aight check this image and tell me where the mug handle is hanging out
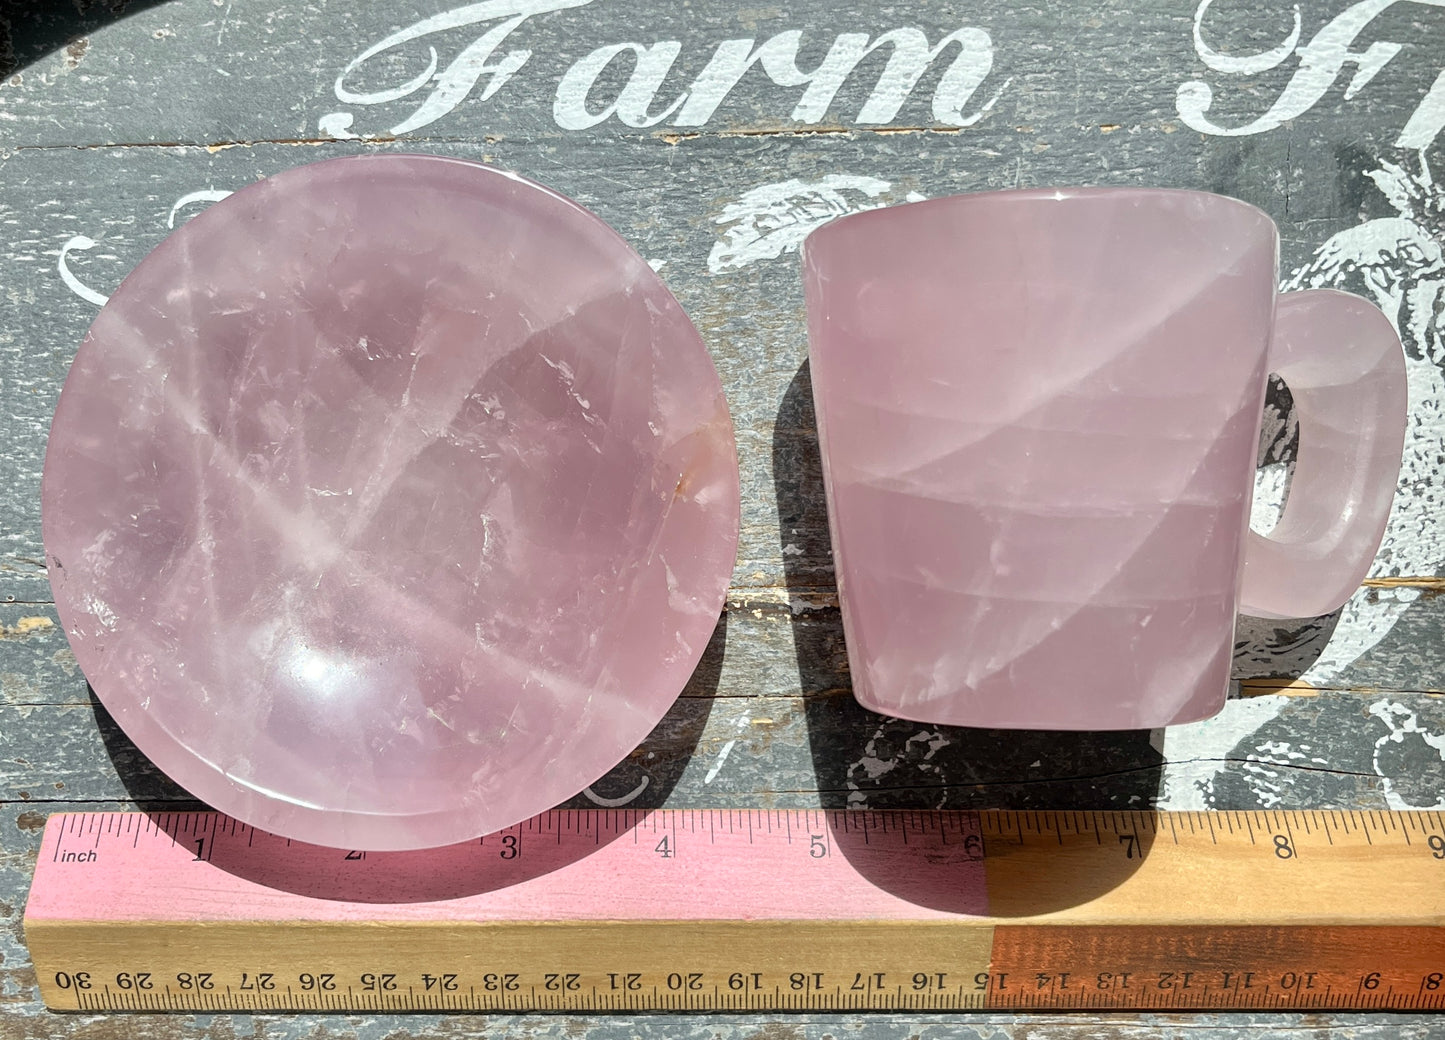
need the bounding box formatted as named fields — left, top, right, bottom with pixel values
left=1239, top=289, right=1408, bottom=619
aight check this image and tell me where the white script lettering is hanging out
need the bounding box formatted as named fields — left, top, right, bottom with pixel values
left=323, top=0, right=591, bottom=138
left=1177, top=0, right=1445, bottom=148
left=554, top=41, right=685, bottom=129
left=322, top=2, right=1005, bottom=137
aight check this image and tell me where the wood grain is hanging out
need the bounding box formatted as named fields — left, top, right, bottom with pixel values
left=21, top=810, right=1443, bottom=1012
left=2, top=0, right=1444, bottom=1034
left=987, top=926, right=1445, bottom=1010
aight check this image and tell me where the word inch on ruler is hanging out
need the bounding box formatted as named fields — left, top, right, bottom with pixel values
left=24, top=809, right=1445, bottom=1012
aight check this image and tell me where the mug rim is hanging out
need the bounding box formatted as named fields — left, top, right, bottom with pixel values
left=803, top=185, right=1277, bottom=256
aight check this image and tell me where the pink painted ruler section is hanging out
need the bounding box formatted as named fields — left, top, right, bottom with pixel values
left=25, top=810, right=989, bottom=923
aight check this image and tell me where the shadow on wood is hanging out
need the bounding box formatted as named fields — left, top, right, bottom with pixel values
left=0, top=0, right=174, bottom=79
left=87, top=684, right=202, bottom=810
left=559, top=612, right=725, bottom=811
left=1232, top=375, right=1340, bottom=681
left=88, top=618, right=724, bottom=898
left=774, top=359, right=1164, bottom=914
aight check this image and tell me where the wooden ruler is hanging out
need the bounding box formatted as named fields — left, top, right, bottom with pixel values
left=24, top=809, right=1445, bottom=1012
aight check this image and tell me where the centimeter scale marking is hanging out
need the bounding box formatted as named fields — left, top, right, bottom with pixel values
left=24, top=809, right=1445, bottom=1012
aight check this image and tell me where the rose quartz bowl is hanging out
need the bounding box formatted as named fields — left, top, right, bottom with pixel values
left=42, top=154, right=739, bottom=850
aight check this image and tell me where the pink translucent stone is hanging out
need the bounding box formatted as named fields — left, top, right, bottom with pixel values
left=42, top=155, right=739, bottom=850
left=803, top=188, right=1405, bottom=731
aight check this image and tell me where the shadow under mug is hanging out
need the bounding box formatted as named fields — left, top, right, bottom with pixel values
left=801, top=188, right=1407, bottom=731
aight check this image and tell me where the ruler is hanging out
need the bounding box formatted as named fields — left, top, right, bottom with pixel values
left=24, top=809, right=1445, bottom=1012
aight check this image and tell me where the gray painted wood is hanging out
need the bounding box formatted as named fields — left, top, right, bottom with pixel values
left=5, top=136, right=1445, bottom=683
left=3, top=0, right=1445, bottom=1035
left=0, top=1, right=1332, bottom=149
left=10, top=672, right=1444, bottom=814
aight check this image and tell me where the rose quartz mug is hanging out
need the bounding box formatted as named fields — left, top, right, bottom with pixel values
left=802, top=188, right=1407, bottom=730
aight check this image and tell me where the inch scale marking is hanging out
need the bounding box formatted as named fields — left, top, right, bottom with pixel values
left=25, top=809, right=1445, bottom=1012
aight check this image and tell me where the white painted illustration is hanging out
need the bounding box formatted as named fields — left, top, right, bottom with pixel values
left=319, top=1, right=1006, bottom=138
left=167, top=190, right=235, bottom=228
left=581, top=776, right=650, bottom=806
left=703, top=713, right=751, bottom=785
left=845, top=723, right=955, bottom=810
left=57, top=189, right=235, bottom=308
left=1368, top=698, right=1445, bottom=810
left=708, top=175, right=925, bottom=275
left=1155, top=695, right=1295, bottom=810
left=57, top=236, right=109, bottom=307
left=1155, top=152, right=1445, bottom=810
left=1283, top=154, right=1445, bottom=682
